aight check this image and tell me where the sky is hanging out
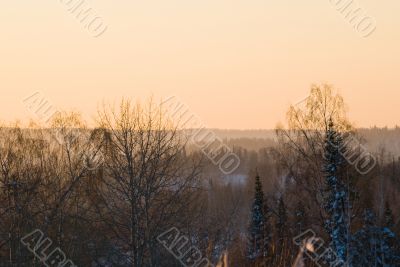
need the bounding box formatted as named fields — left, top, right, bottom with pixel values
left=0, top=0, right=399, bottom=129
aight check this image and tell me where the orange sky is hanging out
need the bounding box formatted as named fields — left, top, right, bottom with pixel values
left=0, top=0, right=399, bottom=129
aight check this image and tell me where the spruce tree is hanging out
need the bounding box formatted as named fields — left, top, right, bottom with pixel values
left=384, top=201, right=394, bottom=229
left=382, top=203, right=399, bottom=265
left=323, top=120, right=350, bottom=264
left=276, top=196, right=288, bottom=243
left=351, top=209, right=400, bottom=266
left=247, top=174, right=270, bottom=261
left=275, top=196, right=288, bottom=266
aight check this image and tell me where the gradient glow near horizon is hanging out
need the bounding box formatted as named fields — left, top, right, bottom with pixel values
left=0, top=0, right=399, bottom=129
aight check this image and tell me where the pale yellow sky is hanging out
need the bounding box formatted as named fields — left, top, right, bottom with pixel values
left=0, top=0, right=399, bottom=129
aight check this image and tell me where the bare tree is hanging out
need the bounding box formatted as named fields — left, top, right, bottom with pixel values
left=93, top=98, right=203, bottom=266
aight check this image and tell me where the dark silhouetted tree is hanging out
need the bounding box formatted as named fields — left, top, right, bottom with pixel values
left=323, top=120, right=350, bottom=264
left=247, top=174, right=271, bottom=263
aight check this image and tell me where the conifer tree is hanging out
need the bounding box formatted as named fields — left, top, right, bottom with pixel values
left=323, top=120, right=350, bottom=264
left=384, top=201, right=394, bottom=229
left=276, top=196, right=288, bottom=243
left=247, top=174, right=270, bottom=262
left=382, top=202, right=399, bottom=265
left=351, top=209, right=400, bottom=266
left=274, top=196, right=288, bottom=266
